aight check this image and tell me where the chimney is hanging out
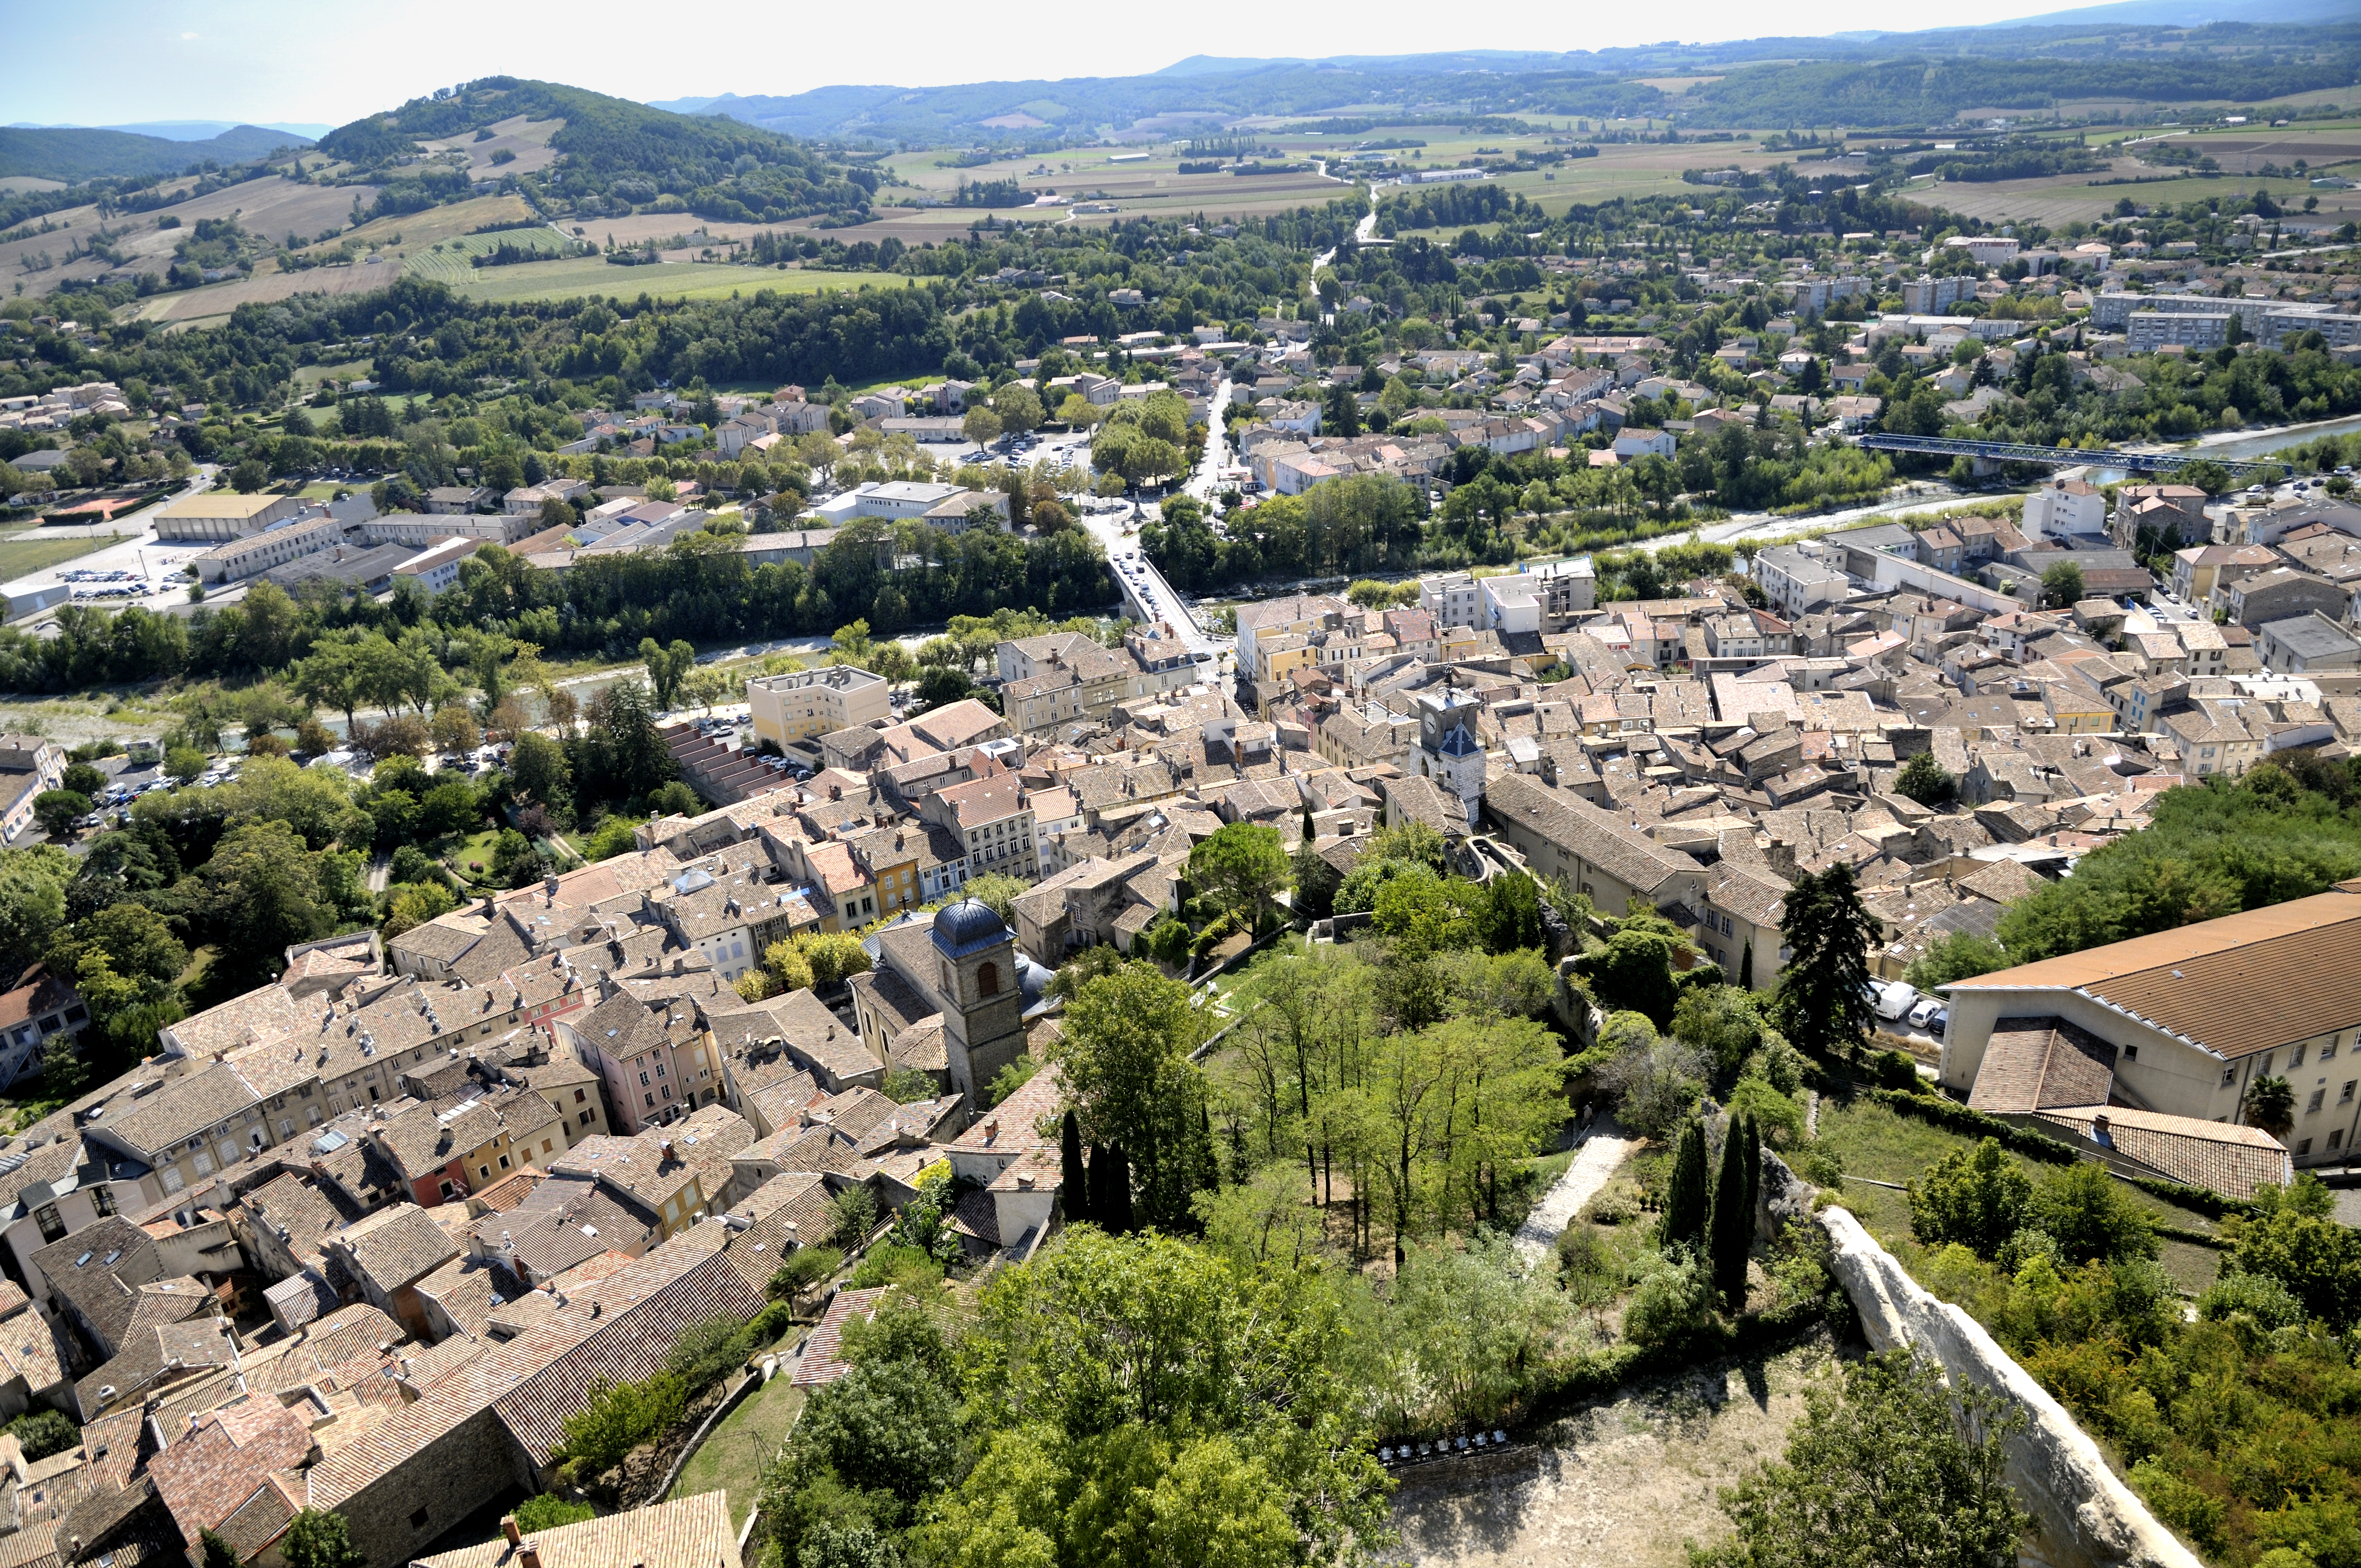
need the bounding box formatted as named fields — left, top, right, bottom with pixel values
left=502, top=1519, right=522, bottom=1548
left=660, top=1139, right=676, bottom=1163
left=521, top=1550, right=542, bottom=1568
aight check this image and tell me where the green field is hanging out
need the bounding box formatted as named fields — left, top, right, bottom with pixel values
left=438, top=255, right=914, bottom=306
left=0, top=531, right=121, bottom=581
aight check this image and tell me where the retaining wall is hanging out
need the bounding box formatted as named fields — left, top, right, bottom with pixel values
left=1816, top=1204, right=2202, bottom=1568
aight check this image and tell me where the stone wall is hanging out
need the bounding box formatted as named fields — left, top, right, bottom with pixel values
left=1816, top=1204, right=2202, bottom=1568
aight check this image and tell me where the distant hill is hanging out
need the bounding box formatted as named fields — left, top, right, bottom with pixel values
left=1991, top=0, right=2361, bottom=25
left=318, top=77, right=875, bottom=227
left=0, top=123, right=313, bottom=182
left=656, top=13, right=2361, bottom=144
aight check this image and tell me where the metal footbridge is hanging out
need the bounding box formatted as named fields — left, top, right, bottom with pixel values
left=1857, top=432, right=2272, bottom=477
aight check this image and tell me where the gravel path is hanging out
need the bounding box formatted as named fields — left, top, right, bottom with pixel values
left=1514, top=1119, right=1640, bottom=1261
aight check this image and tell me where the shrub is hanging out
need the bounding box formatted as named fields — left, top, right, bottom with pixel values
left=1906, top=1139, right=2031, bottom=1258
left=2196, top=1268, right=2306, bottom=1332
left=553, top=1371, right=688, bottom=1475
left=749, top=1300, right=797, bottom=1343
left=848, top=1243, right=943, bottom=1290
left=512, top=1495, right=596, bottom=1533
left=1623, top=1253, right=1717, bottom=1348
left=2029, top=1161, right=2157, bottom=1265
left=768, top=1245, right=842, bottom=1305
left=829, top=1186, right=878, bottom=1249
left=666, top=1313, right=754, bottom=1393
left=3, top=1409, right=77, bottom=1461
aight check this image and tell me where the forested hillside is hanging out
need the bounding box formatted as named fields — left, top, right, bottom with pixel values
left=318, top=78, right=877, bottom=227
left=0, top=123, right=313, bottom=182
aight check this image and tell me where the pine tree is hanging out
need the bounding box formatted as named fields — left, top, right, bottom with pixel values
left=1061, top=1110, right=1086, bottom=1222
left=1661, top=1120, right=1710, bottom=1254
left=1710, top=1114, right=1754, bottom=1309
left=1775, top=863, right=1880, bottom=1060
left=1739, top=940, right=1754, bottom=991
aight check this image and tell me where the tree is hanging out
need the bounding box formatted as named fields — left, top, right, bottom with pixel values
left=200, top=1531, right=240, bottom=1568
left=767, top=1245, right=842, bottom=1313
left=1188, top=822, right=1290, bottom=933
left=508, top=731, right=572, bottom=813
left=2244, top=1075, right=2296, bottom=1139
left=31, top=791, right=90, bottom=840
left=2225, top=1174, right=2361, bottom=1329
left=164, top=745, right=207, bottom=784
left=1050, top=962, right=1215, bottom=1232
left=1894, top=752, right=1957, bottom=808
left=2041, top=559, right=2086, bottom=608
left=1661, top=1119, right=1711, bottom=1254
left=281, top=1512, right=367, bottom=1568
left=1775, top=864, right=1878, bottom=1059
left=1710, top=1114, right=1755, bottom=1308
left=640, top=637, right=696, bottom=711
left=1572, top=916, right=1684, bottom=1028
left=198, top=821, right=338, bottom=989
left=2030, top=1159, right=2157, bottom=1265
left=1738, top=940, right=1754, bottom=990
left=1905, top=931, right=2008, bottom=991
left=960, top=406, right=1002, bottom=445
left=1691, top=1351, right=2031, bottom=1568
left=991, top=383, right=1043, bottom=435
left=1907, top=1139, right=2032, bottom=1258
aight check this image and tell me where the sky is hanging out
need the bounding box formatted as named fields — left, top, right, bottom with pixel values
left=10, top=0, right=2096, bottom=129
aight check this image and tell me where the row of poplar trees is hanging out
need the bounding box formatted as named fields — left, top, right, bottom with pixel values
left=1662, top=1112, right=1762, bottom=1309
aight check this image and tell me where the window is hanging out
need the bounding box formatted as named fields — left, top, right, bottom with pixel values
left=2299, top=1139, right=2314, bottom=1156
left=32, top=1205, right=63, bottom=1244
left=574, top=1088, right=587, bottom=1103
left=2294, top=1045, right=2308, bottom=1068
left=2327, top=1040, right=2342, bottom=1061
left=2123, top=1045, right=2137, bottom=1061
left=89, top=1185, right=113, bottom=1218
left=439, top=1179, right=456, bottom=1199
left=542, top=1139, right=554, bottom=1154
left=162, top=1167, right=184, bottom=1195
left=644, top=1093, right=656, bottom=1108
left=2223, top=1067, right=2239, bottom=1087
left=639, top=1071, right=651, bottom=1087
left=499, top=1154, right=510, bottom=1170
left=2309, top=1088, right=2326, bottom=1114
left=410, top=1509, right=431, bottom=1531
left=580, top=1110, right=594, bottom=1126
left=2336, top=1129, right=2348, bottom=1151
left=977, top=960, right=1000, bottom=997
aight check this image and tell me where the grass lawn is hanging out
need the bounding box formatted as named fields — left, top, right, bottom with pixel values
left=0, top=531, right=119, bottom=582
left=1813, top=1096, right=2222, bottom=1294
left=670, top=1373, right=806, bottom=1529
left=443, top=828, right=506, bottom=885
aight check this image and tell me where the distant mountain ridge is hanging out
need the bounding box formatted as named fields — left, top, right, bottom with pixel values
left=654, top=2, right=2361, bottom=143
left=7, top=120, right=333, bottom=141
left=0, top=123, right=314, bottom=182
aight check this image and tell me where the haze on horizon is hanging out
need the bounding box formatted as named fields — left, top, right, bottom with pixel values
left=14, top=0, right=2099, bottom=132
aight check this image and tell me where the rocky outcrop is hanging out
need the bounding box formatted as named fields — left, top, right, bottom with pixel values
left=1817, top=1204, right=2202, bottom=1568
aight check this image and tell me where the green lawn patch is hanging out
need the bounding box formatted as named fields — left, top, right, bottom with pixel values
left=668, top=1373, right=805, bottom=1529
left=443, top=828, right=506, bottom=886
left=1813, top=1096, right=2221, bottom=1293
left=0, top=533, right=116, bottom=581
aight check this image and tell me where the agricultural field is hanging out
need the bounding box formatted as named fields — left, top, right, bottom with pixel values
left=4, top=173, right=371, bottom=301
left=439, top=255, right=907, bottom=306
left=415, top=113, right=564, bottom=184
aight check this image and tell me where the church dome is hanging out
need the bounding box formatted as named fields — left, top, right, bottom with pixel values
left=931, top=897, right=1010, bottom=959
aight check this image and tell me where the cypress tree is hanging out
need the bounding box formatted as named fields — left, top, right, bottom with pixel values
left=1661, top=1120, right=1710, bottom=1254
left=1739, top=940, right=1754, bottom=991
left=1061, top=1110, right=1086, bottom=1221
left=1106, top=1145, right=1135, bottom=1234
left=1743, top=1113, right=1762, bottom=1230
left=1709, top=1114, right=1754, bottom=1309
left=1087, top=1141, right=1114, bottom=1229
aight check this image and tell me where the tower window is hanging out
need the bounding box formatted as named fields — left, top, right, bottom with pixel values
left=977, top=960, right=1000, bottom=997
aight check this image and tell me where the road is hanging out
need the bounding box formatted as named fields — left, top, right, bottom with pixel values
left=1, top=465, right=222, bottom=611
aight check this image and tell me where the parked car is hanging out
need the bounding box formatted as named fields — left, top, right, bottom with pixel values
left=1907, top=996, right=1943, bottom=1031
left=1928, top=1008, right=1950, bottom=1038
left=1874, top=982, right=1919, bottom=1022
